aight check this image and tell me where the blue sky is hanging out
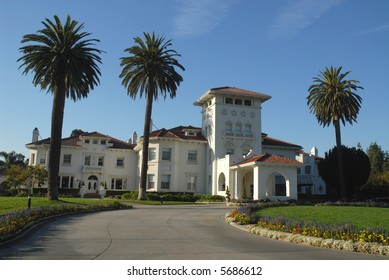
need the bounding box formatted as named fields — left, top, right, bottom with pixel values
left=1, top=0, right=388, bottom=157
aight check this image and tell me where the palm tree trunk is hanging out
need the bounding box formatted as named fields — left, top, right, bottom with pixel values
left=47, top=77, right=66, bottom=201
left=138, top=88, right=154, bottom=200
left=334, top=119, right=347, bottom=201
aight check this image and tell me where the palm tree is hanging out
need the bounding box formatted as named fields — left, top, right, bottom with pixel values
left=0, top=151, right=26, bottom=170
left=18, top=15, right=102, bottom=200
left=119, top=32, right=185, bottom=200
left=307, top=66, right=363, bottom=200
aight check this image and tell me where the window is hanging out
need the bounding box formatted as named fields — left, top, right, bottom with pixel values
left=245, top=123, right=252, bottom=137
left=235, top=122, right=243, bottom=136
left=208, top=149, right=212, bottom=165
left=63, top=154, right=71, bottom=165
left=84, top=155, right=91, bottom=166
left=116, top=157, right=124, bottom=167
left=188, top=150, right=198, bottom=163
left=186, top=175, right=197, bottom=191
left=39, top=156, right=46, bottom=165
left=305, top=165, right=311, bottom=175
left=60, top=176, right=74, bottom=188
left=226, top=148, right=235, bottom=155
left=225, top=122, right=233, bottom=136
left=100, top=140, right=106, bottom=145
left=225, top=97, right=233, bottom=104
left=235, top=98, right=243, bottom=105
left=111, top=178, right=126, bottom=190
left=98, top=156, right=104, bottom=166
left=226, top=142, right=235, bottom=155
left=244, top=99, right=252, bottom=106
left=92, top=139, right=98, bottom=144
left=31, top=153, right=35, bottom=165
left=149, top=148, right=156, bottom=161
left=161, top=175, right=170, bottom=190
left=147, top=174, right=155, bottom=189
left=162, top=148, right=171, bottom=161
left=85, top=139, right=90, bottom=144
left=242, top=148, right=250, bottom=156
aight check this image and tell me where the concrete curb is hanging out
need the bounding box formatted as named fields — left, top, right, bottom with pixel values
left=225, top=217, right=389, bottom=256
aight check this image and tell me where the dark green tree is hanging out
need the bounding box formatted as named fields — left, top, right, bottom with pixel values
left=307, top=66, right=363, bottom=200
left=70, top=129, right=87, bottom=137
left=0, top=151, right=26, bottom=170
left=366, top=142, right=386, bottom=174
left=119, top=32, right=184, bottom=200
left=363, top=142, right=389, bottom=198
left=319, top=145, right=371, bottom=200
left=18, top=15, right=102, bottom=200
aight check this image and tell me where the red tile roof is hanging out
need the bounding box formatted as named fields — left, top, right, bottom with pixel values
left=262, top=134, right=302, bottom=149
left=26, top=131, right=135, bottom=150
left=148, top=126, right=207, bottom=142
left=234, top=153, right=303, bottom=166
left=194, top=86, right=271, bottom=105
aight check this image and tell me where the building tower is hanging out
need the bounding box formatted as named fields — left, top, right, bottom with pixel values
left=194, top=86, right=271, bottom=194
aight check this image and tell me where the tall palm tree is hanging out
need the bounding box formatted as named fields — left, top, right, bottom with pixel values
left=307, top=66, right=363, bottom=200
left=18, top=15, right=102, bottom=200
left=119, top=32, right=185, bottom=200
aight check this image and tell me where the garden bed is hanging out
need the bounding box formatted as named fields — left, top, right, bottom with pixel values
left=226, top=202, right=389, bottom=256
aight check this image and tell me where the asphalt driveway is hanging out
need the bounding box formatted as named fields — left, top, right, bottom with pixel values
left=0, top=204, right=388, bottom=260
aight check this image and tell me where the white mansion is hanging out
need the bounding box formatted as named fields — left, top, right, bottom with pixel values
left=26, top=86, right=326, bottom=200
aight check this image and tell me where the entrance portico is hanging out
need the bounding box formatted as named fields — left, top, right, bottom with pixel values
left=230, top=153, right=302, bottom=201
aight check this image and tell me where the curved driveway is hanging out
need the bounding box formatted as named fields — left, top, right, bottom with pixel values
left=0, top=204, right=388, bottom=260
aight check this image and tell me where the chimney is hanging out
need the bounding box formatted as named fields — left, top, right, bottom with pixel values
left=132, top=131, right=138, bottom=144
left=310, top=147, right=318, bottom=156
left=32, top=127, right=39, bottom=142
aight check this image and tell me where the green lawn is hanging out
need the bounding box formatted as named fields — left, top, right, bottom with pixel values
left=0, top=197, right=197, bottom=215
left=257, top=206, right=389, bottom=231
left=0, top=197, right=111, bottom=215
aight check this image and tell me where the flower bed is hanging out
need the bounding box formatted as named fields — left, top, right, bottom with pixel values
left=0, top=201, right=130, bottom=243
left=226, top=202, right=389, bottom=256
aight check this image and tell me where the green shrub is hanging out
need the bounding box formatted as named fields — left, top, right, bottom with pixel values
left=196, top=194, right=225, bottom=202
left=121, top=191, right=139, bottom=200
left=0, top=188, right=19, bottom=197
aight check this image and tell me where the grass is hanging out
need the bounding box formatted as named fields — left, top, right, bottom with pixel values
left=257, top=205, right=389, bottom=231
left=0, top=197, right=197, bottom=215
left=0, top=197, right=114, bottom=215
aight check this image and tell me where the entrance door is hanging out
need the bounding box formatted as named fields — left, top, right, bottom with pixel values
left=87, top=175, right=98, bottom=193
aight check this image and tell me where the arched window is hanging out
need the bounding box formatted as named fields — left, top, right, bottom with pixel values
left=218, top=173, right=226, bottom=191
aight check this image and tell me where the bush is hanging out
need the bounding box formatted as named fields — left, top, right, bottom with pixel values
left=0, top=188, right=19, bottom=197
left=121, top=191, right=139, bottom=200
left=196, top=194, right=225, bottom=202
left=156, top=192, right=197, bottom=202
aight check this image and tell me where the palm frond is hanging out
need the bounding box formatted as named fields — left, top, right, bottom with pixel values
left=18, top=15, right=103, bottom=101
left=307, top=66, right=363, bottom=127
left=119, top=32, right=185, bottom=101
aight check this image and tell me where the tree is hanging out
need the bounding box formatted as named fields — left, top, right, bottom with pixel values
left=319, top=145, right=370, bottom=200
left=28, top=165, right=48, bottom=188
left=0, top=151, right=26, bottom=170
left=363, top=142, right=389, bottom=198
left=70, top=129, right=87, bottom=137
left=119, top=32, right=185, bottom=200
left=366, top=142, right=386, bottom=174
left=6, top=165, right=29, bottom=188
left=18, top=15, right=102, bottom=200
left=307, top=66, right=363, bottom=201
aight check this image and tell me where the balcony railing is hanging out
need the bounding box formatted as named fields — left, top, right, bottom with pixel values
left=83, top=166, right=103, bottom=172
